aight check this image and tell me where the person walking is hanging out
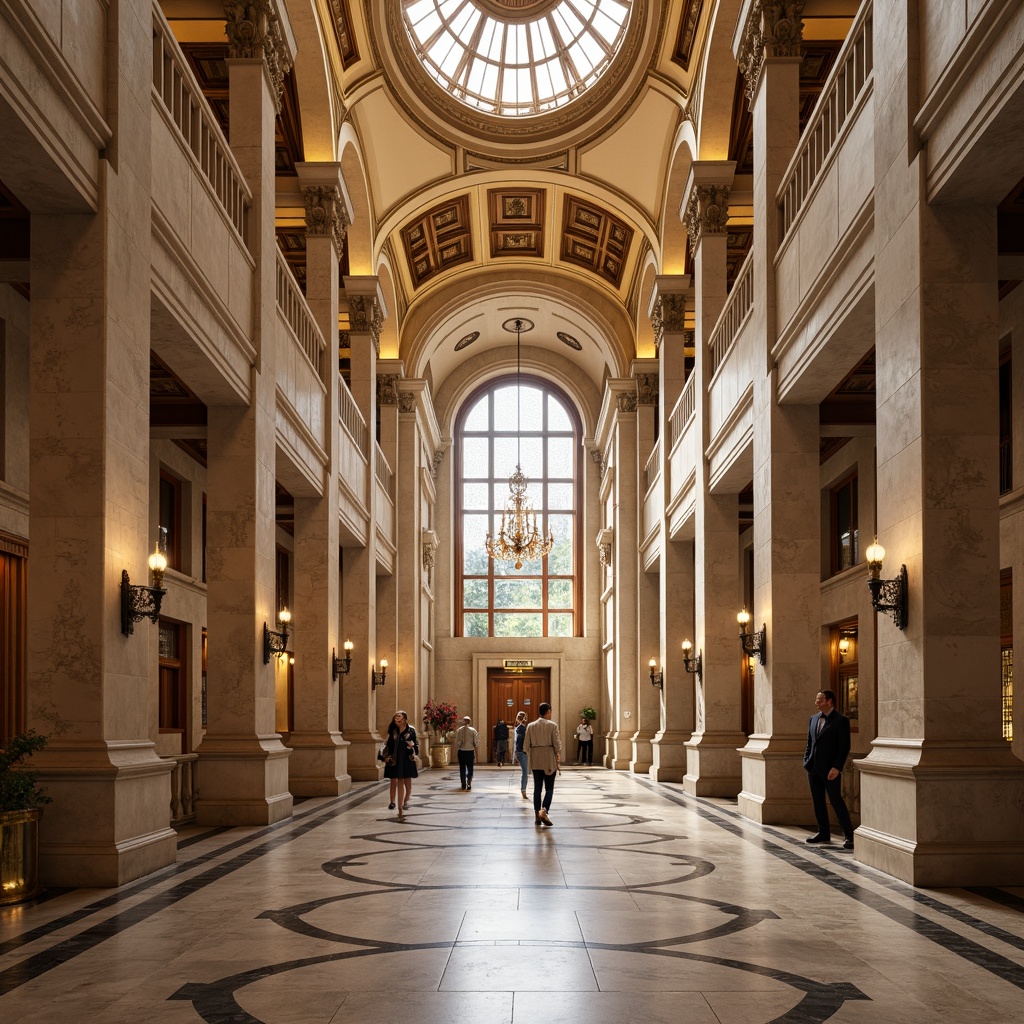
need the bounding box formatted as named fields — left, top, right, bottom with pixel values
left=382, top=710, right=419, bottom=820
left=455, top=715, right=479, bottom=790
left=803, top=689, right=855, bottom=849
left=513, top=711, right=529, bottom=798
left=493, top=718, right=510, bottom=767
left=575, top=717, right=594, bottom=765
left=524, top=702, right=561, bottom=826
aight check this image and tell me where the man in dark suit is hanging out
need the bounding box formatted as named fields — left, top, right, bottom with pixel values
left=803, top=689, right=855, bottom=849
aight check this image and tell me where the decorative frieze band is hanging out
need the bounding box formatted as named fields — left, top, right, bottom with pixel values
left=738, top=0, right=805, bottom=105
left=302, top=185, right=349, bottom=258
left=685, top=184, right=730, bottom=258
left=348, top=294, right=384, bottom=355
left=223, top=0, right=293, bottom=113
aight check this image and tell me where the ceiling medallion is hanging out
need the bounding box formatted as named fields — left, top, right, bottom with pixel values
left=454, top=331, right=480, bottom=351
left=557, top=331, right=582, bottom=350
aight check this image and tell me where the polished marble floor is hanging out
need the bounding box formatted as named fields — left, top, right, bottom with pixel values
left=2, top=767, right=1023, bottom=1023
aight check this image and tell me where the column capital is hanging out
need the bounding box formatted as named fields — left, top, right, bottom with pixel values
left=297, top=164, right=353, bottom=260
left=631, top=358, right=660, bottom=407
left=223, top=0, right=297, bottom=113
left=647, top=274, right=692, bottom=349
left=344, top=276, right=387, bottom=356
left=684, top=183, right=732, bottom=259
left=735, top=0, right=806, bottom=106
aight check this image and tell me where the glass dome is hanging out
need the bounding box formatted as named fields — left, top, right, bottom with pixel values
left=402, top=0, right=632, bottom=118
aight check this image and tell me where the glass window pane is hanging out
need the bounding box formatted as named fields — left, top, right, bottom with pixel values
left=518, top=437, right=544, bottom=479
left=493, top=384, right=519, bottom=426
left=495, top=612, right=543, bottom=637
left=548, top=514, right=573, bottom=574
left=547, top=482, right=573, bottom=510
left=547, top=436, right=574, bottom=477
left=495, top=578, right=543, bottom=608
left=463, top=437, right=489, bottom=475
left=464, top=578, right=488, bottom=608
left=463, top=482, right=489, bottom=510
left=548, top=613, right=572, bottom=637
left=463, top=515, right=490, bottom=574
left=548, top=578, right=572, bottom=607
left=494, top=437, right=519, bottom=478
left=520, top=386, right=543, bottom=425
left=463, top=395, right=489, bottom=432
left=548, top=395, right=572, bottom=430
left=464, top=612, right=489, bottom=637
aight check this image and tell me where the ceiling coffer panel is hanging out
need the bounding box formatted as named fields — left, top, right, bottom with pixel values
left=489, top=188, right=546, bottom=258
left=402, top=195, right=474, bottom=288
left=560, top=195, right=633, bottom=288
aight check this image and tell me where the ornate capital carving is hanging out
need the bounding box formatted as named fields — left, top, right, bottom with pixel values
left=422, top=528, right=439, bottom=575
left=636, top=373, right=659, bottom=406
left=348, top=294, right=384, bottom=355
left=685, top=184, right=731, bottom=258
left=398, top=391, right=417, bottom=414
left=377, top=374, right=400, bottom=406
left=223, top=0, right=293, bottom=113
left=432, top=448, right=445, bottom=478
left=302, top=185, right=348, bottom=258
left=596, top=528, right=613, bottom=570
left=738, top=0, right=805, bottom=105
left=617, top=391, right=638, bottom=414
left=651, top=293, right=689, bottom=349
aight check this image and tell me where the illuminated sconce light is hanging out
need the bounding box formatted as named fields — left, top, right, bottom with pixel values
left=263, top=608, right=292, bottom=664
left=371, top=659, right=388, bottom=689
left=332, top=638, right=354, bottom=680
left=737, top=607, right=767, bottom=666
left=681, top=639, right=703, bottom=681
left=838, top=637, right=851, bottom=658
left=120, top=532, right=169, bottom=636
left=865, top=538, right=908, bottom=630
left=648, top=657, right=664, bottom=689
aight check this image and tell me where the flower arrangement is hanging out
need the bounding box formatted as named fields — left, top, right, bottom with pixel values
left=580, top=706, right=597, bottom=723
left=422, top=699, right=458, bottom=743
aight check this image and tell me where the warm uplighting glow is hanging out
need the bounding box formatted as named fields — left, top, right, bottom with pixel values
left=865, top=539, right=885, bottom=566
left=344, top=638, right=354, bottom=652
left=380, top=659, right=388, bottom=670
left=681, top=639, right=693, bottom=654
left=278, top=608, right=292, bottom=625
left=737, top=608, right=750, bottom=628
left=148, top=547, right=167, bottom=577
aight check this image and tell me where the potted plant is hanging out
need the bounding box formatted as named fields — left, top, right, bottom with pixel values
left=422, top=699, right=458, bottom=768
left=0, top=730, right=50, bottom=904
left=580, top=706, right=597, bottom=723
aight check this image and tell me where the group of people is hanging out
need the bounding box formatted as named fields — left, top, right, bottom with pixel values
left=382, top=688, right=856, bottom=844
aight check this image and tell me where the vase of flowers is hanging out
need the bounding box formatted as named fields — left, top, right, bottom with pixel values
left=423, top=699, right=458, bottom=767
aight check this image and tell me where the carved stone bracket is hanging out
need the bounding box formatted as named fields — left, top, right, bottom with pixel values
left=348, top=294, right=384, bottom=355
left=422, top=528, right=439, bottom=576
left=596, top=528, right=613, bottom=570
left=302, top=185, right=349, bottom=258
left=377, top=374, right=401, bottom=406
left=738, top=0, right=805, bottom=105
left=617, top=391, right=638, bottom=413
left=432, top=448, right=446, bottom=478
left=223, top=0, right=293, bottom=113
left=685, top=184, right=731, bottom=258
left=590, top=447, right=607, bottom=478
left=636, top=373, right=659, bottom=406
left=398, top=391, right=417, bottom=414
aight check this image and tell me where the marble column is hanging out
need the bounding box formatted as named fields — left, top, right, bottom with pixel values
left=199, top=18, right=296, bottom=824
left=287, top=165, right=351, bottom=796
left=26, top=4, right=176, bottom=886
left=734, top=1, right=819, bottom=823
left=855, top=0, right=1024, bottom=885
left=683, top=166, right=748, bottom=798
left=631, top=365, right=660, bottom=773
left=649, top=278, right=695, bottom=780
left=341, top=276, right=387, bottom=779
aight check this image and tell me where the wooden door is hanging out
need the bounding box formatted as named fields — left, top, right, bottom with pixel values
left=487, top=670, right=549, bottom=763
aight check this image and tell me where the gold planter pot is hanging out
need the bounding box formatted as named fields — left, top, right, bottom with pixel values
left=429, top=744, right=451, bottom=768
left=0, top=807, right=43, bottom=905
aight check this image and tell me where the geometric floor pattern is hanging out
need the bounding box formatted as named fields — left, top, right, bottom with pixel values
left=2, top=767, right=1023, bottom=1023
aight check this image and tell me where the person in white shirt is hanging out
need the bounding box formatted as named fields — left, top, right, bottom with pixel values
left=575, top=717, right=594, bottom=765
left=454, top=715, right=479, bottom=791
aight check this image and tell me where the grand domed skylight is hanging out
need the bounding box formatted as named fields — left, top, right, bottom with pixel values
left=402, top=0, right=632, bottom=118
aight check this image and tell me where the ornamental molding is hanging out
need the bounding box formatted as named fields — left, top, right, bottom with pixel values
left=302, top=185, right=348, bottom=258
left=398, top=391, right=417, bottom=414
left=348, top=294, right=384, bottom=354
left=636, top=373, right=659, bottom=406
left=223, top=0, right=293, bottom=113
left=596, top=527, right=613, bottom=569
left=432, top=448, right=445, bottom=478
left=617, top=391, right=638, bottom=413
left=422, top=528, right=439, bottom=575
left=377, top=374, right=401, bottom=406
left=685, top=184, right=731, bottom=257
left=738, top=0, right=805, bottom=105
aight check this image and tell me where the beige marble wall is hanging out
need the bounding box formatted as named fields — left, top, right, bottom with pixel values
left=0, top=285, right=30, bottom=540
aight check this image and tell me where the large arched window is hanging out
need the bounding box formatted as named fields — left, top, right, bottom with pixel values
left=456, top=376, right=581, bottom=637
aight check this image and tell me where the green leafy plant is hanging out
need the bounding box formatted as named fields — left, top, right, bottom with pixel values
left=580, top=706, right=597, bottom=722
left=0, top=730, right=51, bottom=812
left=423, top=699, right=459, bottom=743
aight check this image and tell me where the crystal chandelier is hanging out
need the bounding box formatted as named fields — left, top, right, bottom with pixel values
left=485, top=317, right=554, bottom=570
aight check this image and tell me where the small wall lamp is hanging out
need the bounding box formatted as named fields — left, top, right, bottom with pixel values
left=371, top=659, right=388, bottom=689
left=120, top=535, right=168, bottom=636
left=866, top=539, right=907, bottom=630
left=648, top=657, right=664, bottom=689
left=681, top=639, right=703, bottom=681
left=263, top=608, right=292, bottom=664
left=737, top=608, right=767, bottom=665
left=332, top=639, right=354, bottom=680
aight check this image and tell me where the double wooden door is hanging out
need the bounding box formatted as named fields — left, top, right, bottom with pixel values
left=486, top=670, right=549, bottom=763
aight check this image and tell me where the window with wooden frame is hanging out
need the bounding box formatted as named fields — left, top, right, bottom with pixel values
left=829, top=619, right=859, bottom=732
left=456, top=376, right=581, bottom=638
left=159, top=470, right=183, bottom=571
left=158, top=619, right=187, bottom=752
left=0, top=535, right=28, bottom=742
left=829, top=472, right=858, bottom=576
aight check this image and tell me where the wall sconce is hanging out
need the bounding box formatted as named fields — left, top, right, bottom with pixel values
left=371, top=659, right=388, bottom=689
left=120, top=538, right=168, bottom=636
left=838, top=637, right=850, bottom=657
left=332, top=639, right=354, bottom=680
left=737, top=608, right=767, bottom=665
left=263, top=608, right=292, bottom=664
left=681, top=639, right=702, bottom=681
left=866, top=539, right=907, bottom=630
left=648, top=657, right=664, bottom=689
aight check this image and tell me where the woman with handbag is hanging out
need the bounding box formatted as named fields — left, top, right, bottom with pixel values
left=380, top=710, right=419, bottom=819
